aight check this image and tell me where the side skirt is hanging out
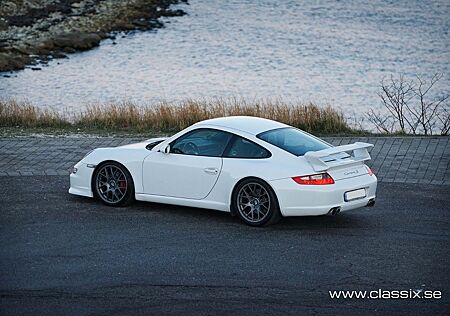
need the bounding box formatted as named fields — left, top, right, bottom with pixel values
left=135, top=193, right=230, bottom=212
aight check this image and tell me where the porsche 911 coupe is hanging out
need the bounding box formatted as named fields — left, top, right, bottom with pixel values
left=69, top=116, right=377, bottom=226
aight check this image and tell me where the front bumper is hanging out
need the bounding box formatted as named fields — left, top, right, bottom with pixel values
left=269, top=175, right=377, bottom=217
left=68, top=161, right=94, bottom=198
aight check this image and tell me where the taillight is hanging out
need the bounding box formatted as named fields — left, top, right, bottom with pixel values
left=366, top=166, right=374, bottom=176
left=292, top=173, right=335, bottom=185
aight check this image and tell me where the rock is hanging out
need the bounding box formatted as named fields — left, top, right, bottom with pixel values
left=0, top=39, right=9, bottom=48
left=0, top=2, right=17, bottom=16
left=33, top=46, right=49, bottom=55
left=11, top=46, right=31, bottom=55
left=37, top=40, right=55, bottom=51
left=148, top=20, right=163, bottom=28
left=132, top=19, right=149, bottom=28
left=0, top=52, right=29, bottom=71
left=0, top=18, right=8, bottom=31
left=51, top=51, right=67, bottom=59
left=163, top=9, right=186, bottom=17
left=31, top=67, right=42, bottom=71
left=36, top=21, right=51, bottom=32
left=63, top=47, right=76, bottom=53
left=114, top=20, right=136, bottom=30
left=53, top=32, right=101, bottom=51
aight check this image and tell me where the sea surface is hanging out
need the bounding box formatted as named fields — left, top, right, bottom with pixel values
left=1, top=0, right=449, bottom=118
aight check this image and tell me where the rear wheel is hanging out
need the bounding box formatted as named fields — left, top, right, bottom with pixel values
left=232, top=178, right=281, bottom=226
left=93, top=162, right=134, bottom=206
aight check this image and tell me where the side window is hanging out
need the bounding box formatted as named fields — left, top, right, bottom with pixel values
left=170, top=128, right=232, bottom=157
left=223, top=136, right=271, bottom=159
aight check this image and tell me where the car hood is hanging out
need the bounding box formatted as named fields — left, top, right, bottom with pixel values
left=117, top=137, right=168, bottom=149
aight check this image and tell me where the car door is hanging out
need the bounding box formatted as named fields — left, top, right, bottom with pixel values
left=142, top=128, right=232, bottom=199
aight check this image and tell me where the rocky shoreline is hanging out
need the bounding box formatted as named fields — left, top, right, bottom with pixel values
left=0, top=0, right=187, bottom=72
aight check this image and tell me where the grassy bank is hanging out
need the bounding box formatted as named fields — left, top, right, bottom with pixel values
left=0, top=99, right=358, bottom=135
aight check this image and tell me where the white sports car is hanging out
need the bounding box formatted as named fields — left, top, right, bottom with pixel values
left=69, top=116, right=377, bottom=226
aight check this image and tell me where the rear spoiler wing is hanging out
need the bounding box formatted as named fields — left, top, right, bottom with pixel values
left=304, top=142, right=373, bottom=172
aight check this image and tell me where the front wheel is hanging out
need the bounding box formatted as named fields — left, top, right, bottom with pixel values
left=232, top=178, right=281, bottom=227
left=93, top=162, right=134, bottom=206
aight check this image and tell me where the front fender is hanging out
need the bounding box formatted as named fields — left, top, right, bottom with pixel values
left=82, top=147, right=150, bottom=194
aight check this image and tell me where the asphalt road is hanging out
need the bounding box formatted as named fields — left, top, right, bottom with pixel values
left=1, top=176, right=449, bottom=315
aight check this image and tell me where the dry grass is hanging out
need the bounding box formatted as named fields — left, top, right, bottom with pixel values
left=1, top=98, right=354, bottom=134
left=0, top=99, right=69, bottom=128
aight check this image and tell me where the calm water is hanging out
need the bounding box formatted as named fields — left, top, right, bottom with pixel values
left=1, top=0, right=449, bottom=116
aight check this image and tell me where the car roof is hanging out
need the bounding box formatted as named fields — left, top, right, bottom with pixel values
left=195, top=116, right=288, bottom=135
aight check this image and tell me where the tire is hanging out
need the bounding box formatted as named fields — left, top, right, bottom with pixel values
left=232, top=178, right=281, bottom=227
left=93, top=161, right=135, bottom=207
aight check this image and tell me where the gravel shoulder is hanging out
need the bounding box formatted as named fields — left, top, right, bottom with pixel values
left=0, top=176, right=449, bottom=315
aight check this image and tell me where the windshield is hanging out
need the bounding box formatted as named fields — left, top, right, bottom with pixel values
left=257, top=127, right=330, bottom=156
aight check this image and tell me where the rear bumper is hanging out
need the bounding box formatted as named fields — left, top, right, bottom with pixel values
left=69, top=162, right=94, bottom=198
left=269, top=175, right=377, bottom=217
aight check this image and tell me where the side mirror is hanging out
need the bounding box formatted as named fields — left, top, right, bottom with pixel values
left=163, top=144, right=171, bottom=154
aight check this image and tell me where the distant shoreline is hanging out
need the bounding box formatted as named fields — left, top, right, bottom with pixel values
left=0, top=0, right=187, bottom=72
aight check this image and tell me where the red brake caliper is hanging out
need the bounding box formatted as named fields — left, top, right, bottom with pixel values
left=118, top=175, right=126, bottom=193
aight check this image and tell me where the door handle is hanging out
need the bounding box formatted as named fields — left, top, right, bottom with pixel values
left=204, top=167, right=218, bottom=175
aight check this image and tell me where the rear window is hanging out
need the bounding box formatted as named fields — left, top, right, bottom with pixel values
left=257, top=127, right=330, bottom=156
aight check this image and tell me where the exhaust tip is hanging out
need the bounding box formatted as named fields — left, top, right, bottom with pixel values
left=328, top=207, right=341, bottom=216
left=366, top=198, right=375, bottom=207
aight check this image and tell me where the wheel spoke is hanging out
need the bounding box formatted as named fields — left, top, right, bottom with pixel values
left=112, top=190, right=119, bottom=201
left=257, top=208, right=263, bottom=220
left=242, top=187, right=252, bottom=199
left=115, top=188, right=124, bottom=198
